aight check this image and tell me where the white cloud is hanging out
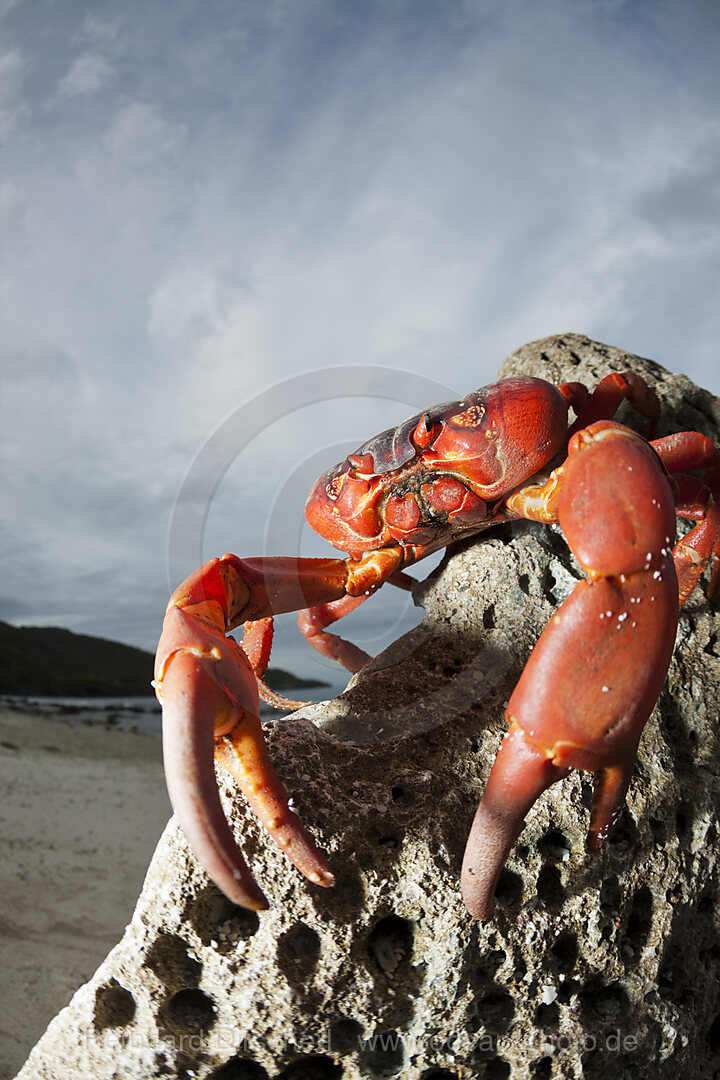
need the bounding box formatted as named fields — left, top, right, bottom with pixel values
left=0, top=49, right=23, bottom=135
left=103, top=102, right=186, bottom=164
left=79, top=12, right=121, bottom=46
left=148, top=263, right=256, bottom=356
left=0, top=180, right=27, bottom=250
left=56, top=51, right=115, bottom=100
left=0, top=0, right=23, bottom=20
left=71, top=101, right=192, bottom=231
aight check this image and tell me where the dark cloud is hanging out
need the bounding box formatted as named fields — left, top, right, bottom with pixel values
left=1, top=0, right=719, bottom=673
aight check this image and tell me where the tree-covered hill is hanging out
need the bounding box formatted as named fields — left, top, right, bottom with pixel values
left=0, top=621, right=327, bottom=696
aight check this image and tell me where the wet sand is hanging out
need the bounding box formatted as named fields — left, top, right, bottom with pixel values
left=0, top=705, right=171, bottom=1079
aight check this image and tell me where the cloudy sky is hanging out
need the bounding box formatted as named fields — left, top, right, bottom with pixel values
left=2, top=0, right=719, bottom=685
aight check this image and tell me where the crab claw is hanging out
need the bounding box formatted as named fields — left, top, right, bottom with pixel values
left=160, top=650, right=268, bottom=909
left=461, top=723, right=570, bottom=920
left=462, top=422, right=680, bottom=920
left=156, top=599, right=335, bottom=908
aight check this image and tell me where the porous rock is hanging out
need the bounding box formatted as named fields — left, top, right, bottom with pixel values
left=16, top=335, right=720, bottom=1079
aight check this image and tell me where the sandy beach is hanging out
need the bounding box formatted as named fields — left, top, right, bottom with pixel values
left=0, top=705, right=171, bottom=1079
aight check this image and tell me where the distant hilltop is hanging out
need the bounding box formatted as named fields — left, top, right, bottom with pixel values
left=0, top=621, right=328, bottom=697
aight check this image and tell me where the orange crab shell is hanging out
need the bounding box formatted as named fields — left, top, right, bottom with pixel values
left=305, top=376, right=570, bottom=553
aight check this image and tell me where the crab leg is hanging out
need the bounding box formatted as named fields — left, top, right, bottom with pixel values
left=155, top=554, right=353, bottom=907
left=156, top=548, right=424, bottom=908
left=667, top=476, right=720, bottom=603
left=297, top=595, right=375, bottom=672
left=239, top=618, right=310, bottom=710
left=159, top=649, right=326, bottom=909
left=566, top=371, right=661, bottom=439
left=651, top=431, right=720, bottom=603
left=462, top=422, right=680, bottom=920
left=296, top=559, right=429, bottom=671
left=294, top=551, right=428, bottom=675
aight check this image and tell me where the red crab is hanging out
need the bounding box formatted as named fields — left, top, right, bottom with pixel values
left=154, top=372, right=720, bottom=919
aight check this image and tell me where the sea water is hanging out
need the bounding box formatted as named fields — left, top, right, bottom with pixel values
left=1, top=680, right=350, bottom=739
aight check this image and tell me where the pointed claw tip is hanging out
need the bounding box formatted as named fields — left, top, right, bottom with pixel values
left=461, top=871, right=496, bottom=922
left=247, top=895, right=271, bottom=912
left=463, top=894, right=496, bottom=921
left=307, top=868, right=335, bottom=887
left=585, top=828, right=607, bottom=853
left=472, top=905, right=495, bottom=923
left=227, top=883, right=270, bottom=911
left=227, top=870, right=269, bottom=911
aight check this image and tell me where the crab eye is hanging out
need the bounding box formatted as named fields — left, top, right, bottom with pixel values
left=412, top=414, right=441, bottom=450
left=346, top=452, right=375, bottom=475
